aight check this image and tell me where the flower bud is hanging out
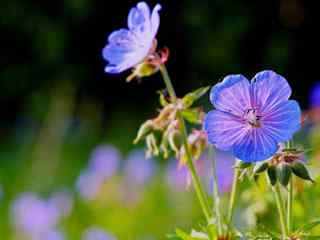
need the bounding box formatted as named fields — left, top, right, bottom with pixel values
left=267, top=165, right=277, bottom=186
left=145, top=133, right=159, bottom=158
left=277, top=163, right=292, bottom=187
left=253, top=161, right=269, bottom=174
left=291, top=162, right=314, bottom=183
left=134, top=120, right=153, bottom=144
left=126, top=61, right=159, bottom=82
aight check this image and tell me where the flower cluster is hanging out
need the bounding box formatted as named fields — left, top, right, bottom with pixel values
left=134, top=87, right=209, bottom=164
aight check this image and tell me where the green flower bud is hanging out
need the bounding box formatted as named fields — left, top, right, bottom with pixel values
left=267, top=165, right=277, bottom=186
left=126, top=62, right=159, bottom=82
left=291, top=162, right=314, bottom=182
left=145, top=133, right=159, bottom=158
left=134, top=120, right=153, bottom=144
left=277, top=163, right=292, bottom=187
left=253, top=161, right=269, bottom=174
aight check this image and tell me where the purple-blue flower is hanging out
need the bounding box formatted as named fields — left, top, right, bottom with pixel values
left=102, top=2, right=161, bottom=74
left=204, top=70, right=301, bottom=162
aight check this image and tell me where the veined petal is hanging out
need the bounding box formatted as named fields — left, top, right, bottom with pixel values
left=262, top=100, right=301, bottom=142
left=151, top=4, right=161, bottom=37
left=204, top=110, right=248, bottom=151
left=251, top=70, right=292, bottom=114
left=108, top=29, right=138, bottom=48
left=232, top=128, right=279, bottom=162
left=127, top=2, right=151, bottom=37
left=210, top=74, right=251, bottom=117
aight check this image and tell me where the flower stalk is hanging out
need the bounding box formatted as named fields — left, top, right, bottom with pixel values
left=227, top=163, right=240, bottom=231
left=209, top=146, right=223, bottom=236
left=287, top=177, right=293, bottom=234
left=159, top=64, right=212, bottom=222
left=272, top=184, right=288, bottom=239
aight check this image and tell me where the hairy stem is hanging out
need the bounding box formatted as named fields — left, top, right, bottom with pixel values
left=227, top=163, right=240, bottom=229
left=287, top=177, right=293, bottom=234
left=272, top=184, right=288, bottom=238
left=209, top=146, right=223, bottom=236
left=159, top=64, right=212, bottom=222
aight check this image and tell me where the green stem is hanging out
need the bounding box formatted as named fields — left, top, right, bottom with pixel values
left=159, top=64, right=177, bottom=102
left=159, top=64, right=212, bottom=222
left=287, top=177, right=293, bottom=234
left=227, top=163, right=240, bottom=229
left=272, top=184, right=288, bottom=239
left=209, top=146, right=223, bottom=236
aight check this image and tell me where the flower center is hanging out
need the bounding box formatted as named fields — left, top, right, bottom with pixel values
left=244, top=108, right=261, bottom=127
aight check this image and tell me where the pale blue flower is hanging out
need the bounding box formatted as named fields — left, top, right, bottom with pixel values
left=102, top=2, right=161, bottom=73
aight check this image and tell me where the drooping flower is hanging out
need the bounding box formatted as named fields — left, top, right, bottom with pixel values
left=102, top=2, right=162, bottom=79
left=204, top=70, right=301, bottom=162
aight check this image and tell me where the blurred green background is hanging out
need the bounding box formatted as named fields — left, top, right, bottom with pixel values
left=1, top=0, right=320, bottom=239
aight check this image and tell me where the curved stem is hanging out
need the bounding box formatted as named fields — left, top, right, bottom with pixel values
left=272, top=184, right=288, bottom=238
left=209, top=146, right=223, bottom=236
left=227, top=164, right=240, bottom=229
left=287, top=177, right=293, bottom=234
left=159, top=64, right=212, bottom=222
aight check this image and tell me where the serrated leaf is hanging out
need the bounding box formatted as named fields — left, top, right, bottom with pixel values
left=182, top=86, right=210, bottom=108
left=291, top=162, right=314, bottom=182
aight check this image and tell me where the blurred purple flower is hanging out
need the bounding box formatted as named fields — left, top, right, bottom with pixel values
left=89, top=145, right=120, bottom=180
left=124, top=149, right=156, bottom=186
left=102, top=2, right=161, bottom=73
left=309, top=82, right=320, bottom=108
left=33, top=230, right=65, bottom=240
left=49, top=189, right=73, bottom=218
left=206, top=151, right=235, bottom=194
left=166, top=159, right=204, bottom=190
left=76, top=169, right=104, bottom=201
left=11, top=193, right=60, bottom=235
left=82, top=227, right=116, bottom=240
left=204, top=70, right=301, bottom=162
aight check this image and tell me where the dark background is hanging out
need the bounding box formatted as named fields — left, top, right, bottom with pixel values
left=0, top=0, right=319, bottom=138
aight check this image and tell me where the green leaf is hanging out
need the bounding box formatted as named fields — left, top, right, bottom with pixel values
left=175, top=228, right=191, bottom=240
left=277, top=163, right=291, bottom=187
left=181, top=108, right=202, bottom=124
left=291, top=162, right=314, bottom=182
left=182, top=86, right=210, bottom=108
left=267, top=165, right=277, bottom=185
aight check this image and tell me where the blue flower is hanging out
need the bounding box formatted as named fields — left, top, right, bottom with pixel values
left=204, top=70, right=301, bottom=162
left=102, top=2, right=161, bottom=74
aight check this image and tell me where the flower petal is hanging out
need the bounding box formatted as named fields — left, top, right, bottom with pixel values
left=204, top=110, right=248, bottom=151
left=127, top=2, right=151, bottom=37
left=151, top=4, right=161, bottom=37
left=251, top=70, right=292, bottom=114
left=232, top=128, right=279, bottom=162
left=108, top=29, right=138, bottom=48
left=210, top=74, right=251, bottom=117
left=262, top=100, right=301, bottom=142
